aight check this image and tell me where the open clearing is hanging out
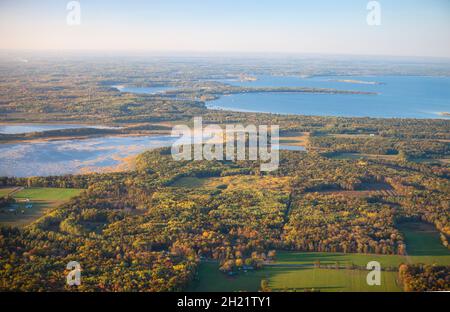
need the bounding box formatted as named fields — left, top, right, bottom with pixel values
left=189, top=222, right=450, bottom=292
left=323, top=189, right=398, bottom=198
left=0, top=187, right=18, bottom=198
left=12, top=188, right=82, bottom=201
left=171, top=175, right=292, bottom=193
left=188, top=259, right=401, bottom=292
left=397, top=222, right=450, bottom=264
left=279, top=132, right=309, bottom=146
left=267, top=267, right=401, bottom=292
left=307, top=181, right=397, bottom=198
left=0, top=187, right=83, bottom=227
left=275, top=251, right=404, bottom=268
left=329, top=152, right=449, bottom=165
left=170, top=177, right=212, bottom=188
left=328, top=152, right=399, bottom=161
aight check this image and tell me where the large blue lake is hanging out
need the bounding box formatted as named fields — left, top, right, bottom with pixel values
left=209, top=75, right=450, bottom=119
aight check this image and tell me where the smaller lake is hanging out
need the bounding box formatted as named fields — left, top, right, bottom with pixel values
left=0, top=135, right=177, bottom=177
left=0, top=131, right=304, bottom=177
left=0, top=124, right=119, bottom=135
left=113, top=85, right=173, bottom=95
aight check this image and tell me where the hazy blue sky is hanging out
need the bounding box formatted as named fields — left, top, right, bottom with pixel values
left=1, top=0, right=449, bottom=57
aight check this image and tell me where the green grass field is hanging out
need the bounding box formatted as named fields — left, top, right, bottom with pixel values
left=268, top=267, right=401, bottom=292
left=0, top=187, right=83, bottom=227
left=189, top=222, right=449, bottom=292
left=274, top=250, right=450, bottom=268
left=274, top=251, right=403, bottom=268
left=398, top=222, right=450, bottom=265
left=187, top=262, right=264, bottom=292
left=188, top=262, right=401, bottom=292
left=328, top=152, right=398, bottom=161
left=0, top=187, right=20, bottom=198
left=170, top=177, right=211, bottom=188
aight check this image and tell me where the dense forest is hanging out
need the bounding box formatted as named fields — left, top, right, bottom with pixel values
left=399, top=264, right=449, bottom=291
left=1, top=146, right=448, bottom=291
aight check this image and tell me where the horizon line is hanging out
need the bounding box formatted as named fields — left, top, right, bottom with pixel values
left=1, top=49, right=450, bottom=61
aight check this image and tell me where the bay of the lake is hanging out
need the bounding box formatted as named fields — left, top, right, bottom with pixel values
left=208, top=75, right=450, bottom=119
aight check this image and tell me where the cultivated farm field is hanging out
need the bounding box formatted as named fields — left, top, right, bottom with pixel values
left=0, top=187, right=83, bottom=227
